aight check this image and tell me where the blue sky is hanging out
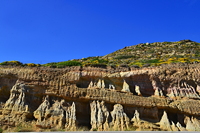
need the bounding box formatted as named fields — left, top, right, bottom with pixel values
left=1, top=0, right=200, bottom=64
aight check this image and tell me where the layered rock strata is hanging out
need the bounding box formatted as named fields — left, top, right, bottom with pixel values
left=0, top=64, right=200, bottom=131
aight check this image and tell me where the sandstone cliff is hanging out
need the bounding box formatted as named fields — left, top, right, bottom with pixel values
left=0, top=63, right=200, bottom=131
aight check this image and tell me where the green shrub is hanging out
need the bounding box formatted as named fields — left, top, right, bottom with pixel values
left=42, top=62, right=57, bottom=67
left=25, top=63, right=37, bottom=67
left=56, top=61, right=82, bottom=67
left=0, top=61, right=23, bottom=66
left=84, top=63, right=107, bottom=68
left=43, top=61, right=81, bottom=68
left=141, top=59, right=160, bottom=64
left=114, top=55, right=134, bottom=59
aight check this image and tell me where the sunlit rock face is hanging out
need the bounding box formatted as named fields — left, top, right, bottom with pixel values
left=0, top=64, right=200, bottom=131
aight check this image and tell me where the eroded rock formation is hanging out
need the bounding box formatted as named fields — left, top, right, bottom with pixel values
left=34, top=96, right=76, bottom=130
left=0, top=64, right=200, bottom=131
left=159, top=111, right=172, bottom=131
left=111, top=104, right=130, bottom=130
left=121, top=80, right=130, bottom=92
left=1, top=81, right=30, bottom=127
left=90, top=100, right=109, bottom=131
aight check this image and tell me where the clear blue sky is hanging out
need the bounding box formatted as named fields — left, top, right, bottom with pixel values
left=1, top=0, right=200, bottom=64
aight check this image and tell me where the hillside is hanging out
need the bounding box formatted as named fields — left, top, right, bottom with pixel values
left=1, top=40, right=200, bottom=68
left=101, top=39, right=200, bottom=67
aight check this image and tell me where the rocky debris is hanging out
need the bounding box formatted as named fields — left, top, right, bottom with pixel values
left=34, top=97, right=76, bottom=130
left=135, top=85, right=141, bottom=96
left=111, top=104, right=130, bottom=130
left=121, top=80, right=130, bottom=92
left=159, top=111, right=172, bottom=131
left=90, top=100, right=109, bottom=131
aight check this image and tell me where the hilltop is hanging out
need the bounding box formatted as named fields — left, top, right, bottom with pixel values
left=101, top=39, right=200, bottom=67
left=1, top=40, right=200, bottom=68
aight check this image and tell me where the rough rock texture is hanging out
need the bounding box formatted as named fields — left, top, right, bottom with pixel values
left=135, top=85, right=141, bottom=96
left=1, top=81, right=31, bottom=127
left=121, top=80, right=130, bottom=92
left=159, top=111, right=172, bottom=131
left=110, top=104, right=130, bottom=130
left=34, top=96, right=76, bottom=130
left=0, top=64, right=200, bottom=131
left=131, top=110, right=140, bottom=124
left=90, top=100, right=109, bottom=131
left=185, top=116, right=200, bottom=131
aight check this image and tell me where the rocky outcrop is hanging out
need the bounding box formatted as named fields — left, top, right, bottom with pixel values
left=171, top=121, right=179, bottom=131
left=0, top=64, right=200, bottom=131
left=3, top=81, right=29, bottom=114
left=159, top=111, right=172, bottom=131
left=90, top=101, right=130, bottom=131
left=135, top=85, right=141, bottom=96
left=88, top=81, right=94, bottom=89
left=154, top=88, right=164, bottom=97
left=121, top=80, right=130, bottom=92
left=131, top=110, right=140, bottom=124
left=88, top=79, right=105, bottom=89
left=90, top=101, right=109, bottom=131
left=97, top=79, right=105, bottom=89
left=34, top=96, right=76, bottom=130
left=176, top=122, right=186, bottom=131
left=1, top=81, right=30, bottom=127
left=111, top=104, right=130, bottom=130
left=109, top=84, right=115, bottom=90
left=167, top=85, right=199, bottom=99
left=185, top=116, right=200, bottom=131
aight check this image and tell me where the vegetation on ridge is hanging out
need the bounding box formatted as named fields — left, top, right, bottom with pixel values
left=101, top=39, right=200, bottom=67
left=1, top=40, right=200, bottom=68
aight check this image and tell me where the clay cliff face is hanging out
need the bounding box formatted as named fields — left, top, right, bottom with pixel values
left=0, top=64, right=200, bottom=131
